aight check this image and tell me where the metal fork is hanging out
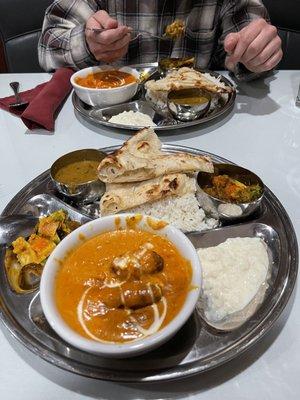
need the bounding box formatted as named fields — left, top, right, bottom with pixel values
left=85, top=27, right=166, bottom=40
left=9, top=81, right=29, bottom=110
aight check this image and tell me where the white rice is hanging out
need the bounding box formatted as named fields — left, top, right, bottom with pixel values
left=198, top=237, right=269, bottom=322
left=109, top=111, right=156, bottom=127
left=127, top=193, right=218, bottom=232
left=201, top=72, right=227, bottom=89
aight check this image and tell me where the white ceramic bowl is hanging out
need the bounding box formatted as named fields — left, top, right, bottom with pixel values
left=40, top=214, right=202, bottom=358
left=71, top=66, right=139, bottom=107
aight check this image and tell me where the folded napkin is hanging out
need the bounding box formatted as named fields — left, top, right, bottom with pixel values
left=0, top=68, right=74, bottom=131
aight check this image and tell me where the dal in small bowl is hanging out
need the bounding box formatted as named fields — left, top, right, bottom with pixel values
left=167, top=88, right=211, bottom=121
left=50, top=149, right=106, bottom=203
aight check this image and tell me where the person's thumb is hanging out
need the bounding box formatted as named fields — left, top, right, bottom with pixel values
left=105, top=17, right=118, bottom=29
left=224, top=32, right=239, bottom=54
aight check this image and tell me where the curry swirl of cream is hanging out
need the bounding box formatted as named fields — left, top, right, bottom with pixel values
left=55, top=229, right=192, bottom=344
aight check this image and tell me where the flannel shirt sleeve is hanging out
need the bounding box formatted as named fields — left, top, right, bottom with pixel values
left=38, top=0, right=100, bottom=71
left=212, top=0, right=270, bottom=81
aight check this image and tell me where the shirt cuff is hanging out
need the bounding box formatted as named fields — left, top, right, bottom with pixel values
left=69, top=24, right=98, bottom=70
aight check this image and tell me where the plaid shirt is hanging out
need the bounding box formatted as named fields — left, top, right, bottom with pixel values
left=38, top=0, right=269, bottom=78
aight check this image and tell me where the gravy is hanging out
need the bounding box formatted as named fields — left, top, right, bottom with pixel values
left=55, top=229, right=192, bottom=343
left=75, top=70, right=136, bottom=89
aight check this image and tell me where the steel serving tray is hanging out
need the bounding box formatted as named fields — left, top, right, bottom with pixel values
left=72, top=63, right=236, bottom=132
left=0, top=145, right=298, bottom=383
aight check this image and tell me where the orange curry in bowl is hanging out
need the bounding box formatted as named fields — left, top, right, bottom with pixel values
left=75, top=70, right=137, bottom=89
left=55, top=229, right=192, bottom=343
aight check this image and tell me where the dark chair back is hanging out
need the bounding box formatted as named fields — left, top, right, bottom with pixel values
left=263, top=0, right=300, bottom=69
left=0, top=0, right=53, bottom=72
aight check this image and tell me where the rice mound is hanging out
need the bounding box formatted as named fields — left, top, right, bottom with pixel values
left=127, top=193, right=218, bottom=232
left=109, top=110, right=156, bottom=127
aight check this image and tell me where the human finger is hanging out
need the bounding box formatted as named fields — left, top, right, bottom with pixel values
left=224, top=32, right=239, bottom=54
left=243, top=35, right=282, bottom=68
left=93, top=26, right=130, bottom=45
left=226, top=19, right=266, bottom=65
left=92, top=43, right=130, bottom=63
left=247, top=48, right=283, bottom=73
left=92, top=10, right=118, bottom=29
left=100, top=33, right=131, bottom=52
left=241, top=25, right=278, bottom=64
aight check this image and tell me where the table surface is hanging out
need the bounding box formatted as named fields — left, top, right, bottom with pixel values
left=0, top=70, right=299, bottom=400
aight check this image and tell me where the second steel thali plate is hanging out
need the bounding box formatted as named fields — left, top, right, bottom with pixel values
left=0, top=145, right=297, bottom=383
left=72, top=63, right=236, bottom=132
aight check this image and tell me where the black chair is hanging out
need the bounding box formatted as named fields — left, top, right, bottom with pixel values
left=0, top=0, right=53, bottom=73
left=263, top=0, right=300, bottom=69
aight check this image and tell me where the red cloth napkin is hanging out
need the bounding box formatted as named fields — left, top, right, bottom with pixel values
left=0, top=68, right=74, bottom=131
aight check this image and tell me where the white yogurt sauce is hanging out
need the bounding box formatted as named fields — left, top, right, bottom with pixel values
left=218, top=203, right=243, bottom=217
left=197, top=237, right=269, bottom=321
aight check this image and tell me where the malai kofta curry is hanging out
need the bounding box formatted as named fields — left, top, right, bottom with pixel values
left=55, top=229, right=192, bottom=343
left=75, top=70, right=136, bottom=89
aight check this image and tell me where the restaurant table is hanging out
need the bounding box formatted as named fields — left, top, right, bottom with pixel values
left=0, top=70, right=299, bottom=400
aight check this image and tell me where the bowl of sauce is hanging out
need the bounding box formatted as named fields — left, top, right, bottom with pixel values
left=40, top=214, right=201, bottom=357
left=51, top=149, right=106, bottom=203
left=71, top=66, right=139, bottom=107
left=75, top=70, right=137, bottom=89
left=167, top=88, right=211, bottom=121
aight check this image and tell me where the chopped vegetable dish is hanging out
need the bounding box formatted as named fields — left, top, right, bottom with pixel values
left=203, top=175, right=262, bottom=203
left=12, top=210, right=80, bottom=267
left=5, top=210, right=80, bottom=294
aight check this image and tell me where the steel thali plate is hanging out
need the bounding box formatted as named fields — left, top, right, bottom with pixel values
left=72, top=63, right=236, bottom=132
left=0, top=144, right=298, bottom=382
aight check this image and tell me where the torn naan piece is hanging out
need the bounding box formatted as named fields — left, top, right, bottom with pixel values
left=100, top=173, right=196, bottom=215
left=145, top=67, right=232, bottom=94
left=98, top=128, right=213, bottom=183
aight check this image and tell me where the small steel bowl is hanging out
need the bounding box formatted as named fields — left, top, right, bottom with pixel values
left=158, top=57, right=195, bottom=76
left=50, top=149, right=106, bottom=204
left=167, top=88, right=211, bottom=122
left=197, top=163, right=265, bottom=221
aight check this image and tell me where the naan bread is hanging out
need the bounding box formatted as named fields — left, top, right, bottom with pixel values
left=145, top=67, right=232, bottom=94
left=100, top=174, right=196, bottom=216
left=98, top=128, right=213, bottom=183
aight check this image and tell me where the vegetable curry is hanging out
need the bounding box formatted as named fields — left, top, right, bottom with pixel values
left=55, top=229, right=192, bottom=343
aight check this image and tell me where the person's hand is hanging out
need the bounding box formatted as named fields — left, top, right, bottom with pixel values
left=85, top=10, right=131, bottom=63
left=224, top=19, right=283, bottom=73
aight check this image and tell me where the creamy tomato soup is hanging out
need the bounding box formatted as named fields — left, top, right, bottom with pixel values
left=55, top=229, right=192, bottom=343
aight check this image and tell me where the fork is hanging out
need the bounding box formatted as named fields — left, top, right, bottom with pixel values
left=9, top=81, right=29, bottom=110
left=85, top=27, right=166, bottom=40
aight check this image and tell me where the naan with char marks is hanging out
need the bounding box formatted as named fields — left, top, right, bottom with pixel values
left=98, top=128, right=213, bottom=183
left=100, top=173, right=196, bottom=216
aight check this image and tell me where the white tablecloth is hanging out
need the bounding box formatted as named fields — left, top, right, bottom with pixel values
left=0, top=71, right=299, bottom=400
